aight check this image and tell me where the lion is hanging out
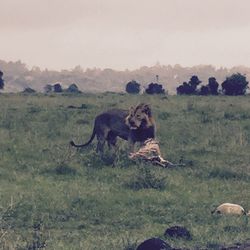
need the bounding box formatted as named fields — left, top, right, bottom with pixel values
left=70, top=103, right=156, bottom=153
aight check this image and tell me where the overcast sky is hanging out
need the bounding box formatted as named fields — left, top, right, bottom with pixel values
left=1, top=0, right=250, bottom=70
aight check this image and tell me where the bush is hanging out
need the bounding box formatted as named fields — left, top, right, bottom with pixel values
left=145, top=83, right=165, bottom=94
left=177, top=75, right=201, bottom=95
left=66, top=83, right=81, bottom=93
left=53, top=83, right=63, bottom=93
left=199, top=85, right=210, bottom=96
left=221, top=73, right=248, bottom=95
left=199, top=77, right=219, bottom=95
left=126, top=80, right=140, bottom=94
left=22, top=87, right=36, bottom=93
left=44, top=84, right=53, bottom=93
left=208, top=77, right=219, bottom=95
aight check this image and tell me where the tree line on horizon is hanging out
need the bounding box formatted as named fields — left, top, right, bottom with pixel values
left=2, top=59, right=250, bottom=94
left=125, top=73, right=249, bottom=96
left=0, top=70, right=82, bottom=94
left=0, top=60, right=249, bottom=95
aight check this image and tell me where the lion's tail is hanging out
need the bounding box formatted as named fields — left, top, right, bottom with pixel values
left=70, top=127, right=96, bottom=148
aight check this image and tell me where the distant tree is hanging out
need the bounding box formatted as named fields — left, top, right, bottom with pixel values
left=208, top=77, right=219, bottom=95
left=199, top=85, right=210, bottom=96
left=53, top=83, right=63, bottom=93
left=198, top=77, right=219, bottom=96
left=22, top=87, right=36, bottom=93
left=145, top=83, right=165, bottom=94
left=177, top=82, right=193, bottom=95
left=44, top=84, right=53, bottom=93
left=66, top=83, right=81, bottom=93
left=176, top=75, right=201, bottom=95
left=189, top=75, right=201, bottom=89
left=0, top=71, right=4, bottom=89
left=176, top=83, right=185, bottom=95
left=221, top=73, right=249, bottom=95
left=126, top=80, right=140, bottom=94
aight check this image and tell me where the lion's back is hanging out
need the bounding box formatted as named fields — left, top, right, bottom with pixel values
left=95, top=109, right=130, bottom=139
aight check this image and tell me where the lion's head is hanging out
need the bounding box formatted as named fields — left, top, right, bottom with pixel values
left=125, top=103, right=153, bottom=130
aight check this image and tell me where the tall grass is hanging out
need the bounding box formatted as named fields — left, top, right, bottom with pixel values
left=0, top=93, right=250, bottom=249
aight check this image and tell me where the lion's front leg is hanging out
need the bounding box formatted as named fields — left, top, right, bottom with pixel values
left=128, top=137, right=135, bottom=153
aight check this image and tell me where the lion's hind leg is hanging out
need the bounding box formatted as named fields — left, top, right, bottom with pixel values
left=107, top=132, right=117, bottom=149
left=96, top=126, right=111, bottom=153
left=96, top=136, right=105, bottom=153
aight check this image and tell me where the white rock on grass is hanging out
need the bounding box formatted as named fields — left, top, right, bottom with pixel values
left=212, top=203, right=246, bottom=215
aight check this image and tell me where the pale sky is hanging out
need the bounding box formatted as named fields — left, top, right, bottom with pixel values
left=1, top=0, right=250, bottom=70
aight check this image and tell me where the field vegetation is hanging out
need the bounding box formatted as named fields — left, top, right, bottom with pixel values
left=1, top=93, right=250, bottom=249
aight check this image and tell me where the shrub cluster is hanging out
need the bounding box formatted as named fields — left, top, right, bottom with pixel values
left=44, top=83, right=82, bottom=93
left=145, top=83, right=165, bottom=94
left=125, top=80, right=165, bottom=95
left=176, top=73, right=248, bottom=96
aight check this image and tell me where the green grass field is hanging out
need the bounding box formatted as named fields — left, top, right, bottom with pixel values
left=1, top=93, right=250, bottom=249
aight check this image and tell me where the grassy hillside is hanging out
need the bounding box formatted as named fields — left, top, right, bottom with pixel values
left=0, top=93, right=250, bottom=249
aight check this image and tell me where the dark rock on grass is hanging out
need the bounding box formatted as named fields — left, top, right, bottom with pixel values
left=221, top=239, right=250, bottom=249
left=207, top=240, right=250, bottom=250
left=67, top=104, right=90, bottom=109
left=164, top=226, right=192, bottom=241
left=136, top=237, right=172, bottom=250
